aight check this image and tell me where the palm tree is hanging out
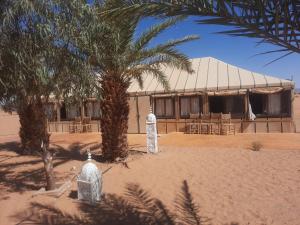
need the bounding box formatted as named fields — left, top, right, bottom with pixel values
left=0, top=0, right=91, bottom=190
left=109, top=0, right=300, bottom=63
left=87, top=1, right=198, bottom=161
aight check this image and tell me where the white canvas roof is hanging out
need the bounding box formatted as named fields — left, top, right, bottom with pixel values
left=128, top=57, right=294, bottom=95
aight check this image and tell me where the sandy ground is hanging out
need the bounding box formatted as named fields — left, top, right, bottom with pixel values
left=0, top=95, right=299, bottom=225
left=0, top=133, right=299, bottom=225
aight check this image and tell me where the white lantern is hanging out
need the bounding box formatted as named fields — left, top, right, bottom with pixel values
left=77, top=152, right=102, bottom=204
left=146, top=107, right=158, bottom=154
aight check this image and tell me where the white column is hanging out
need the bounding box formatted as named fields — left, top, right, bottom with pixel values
left=146, top=108, right=158, bottom=154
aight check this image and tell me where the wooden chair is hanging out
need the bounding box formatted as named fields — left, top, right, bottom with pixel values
left=199, top=113, right=211, bottom=134
left=210, top=113, right=222, bottom=135
left=82, top=116, right=92, bottom=132
left=74, top=116, right=81, bottom=123
left=188, top=113, right=200, bottom=134
left=220, top=113, right=235, bottom=135
left=69, top=116, right=83, bottom=133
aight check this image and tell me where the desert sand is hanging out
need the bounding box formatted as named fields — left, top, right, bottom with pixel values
left=0, top=132, right=299, bottom=225
left=0, top=95, right=299, bottom=225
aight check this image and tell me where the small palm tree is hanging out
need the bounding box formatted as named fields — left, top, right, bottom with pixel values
left=88, top=3, right=198, bottom=161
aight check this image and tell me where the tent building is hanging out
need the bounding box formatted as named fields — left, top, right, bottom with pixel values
left=47, top=57, right=295, bottom=133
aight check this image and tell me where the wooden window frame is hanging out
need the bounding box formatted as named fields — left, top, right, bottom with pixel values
left=154, top=97, right=175, bottom=119
left=179, top=95, right=202, bottom=119
left=250, top=91, right=291, bottom=118
left=208, top=95, right=244, bottom=118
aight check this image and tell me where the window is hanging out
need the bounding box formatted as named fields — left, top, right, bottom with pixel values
left=45, top=104, right=55, bottom=121
left=249, top=91, right=291, bottom=117
left=154, top=97, right=174, bottom=118
left=60, top=103, right=67, bottom=120
left=209, top=95, right=244, bottom=117
left=66, top=104, right=80, bottom=119
left=180, top=96, right=202, bottom=118
left=92, top=101, right=101, bottom=118
left=249, top=94, right=265, bottom=115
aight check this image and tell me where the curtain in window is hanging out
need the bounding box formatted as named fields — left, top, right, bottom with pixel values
left=190, top=97, right=200, bottom=114
left=67, top=105, right=79, bottom=119
left=180, top=97, right=190, bottom=117
left=155, top=98, right=165, bottom=116
left=45, top=104, right=54, bottom=121
left=224, top=96, right=234, bottom=113
left=248, top=102, right=256, bottom=120
left=93, top=102, right=101, bottom=118
left=86, top=102, right=93, bottom=117
left=165, top=98, right=174, bottom=116
left=268, top=93, right=281, bottom=115
left=281, top=91, right=291, bottom=115
left=224, top=96, right=244, bottom=114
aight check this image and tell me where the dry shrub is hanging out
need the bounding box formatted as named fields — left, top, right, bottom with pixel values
left=251, top=141, right=263, bottom=151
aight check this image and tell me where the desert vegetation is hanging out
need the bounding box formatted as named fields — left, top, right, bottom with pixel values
left=0, top=0, right=198, bottom=189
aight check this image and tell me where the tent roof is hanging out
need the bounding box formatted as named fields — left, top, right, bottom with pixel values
left=128, top=57, right=294, bottom=95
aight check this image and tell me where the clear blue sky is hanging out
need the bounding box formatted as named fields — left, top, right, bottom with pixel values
left=136, top=16, right=300, bottom=88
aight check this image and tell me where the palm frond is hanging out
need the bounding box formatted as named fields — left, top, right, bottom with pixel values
left=263, top=51, right=294, bottom=67
left=113, top=0, right=300, bottom=62
left=170, top=0, right=300, bottom=58
left=152, top=35, right=199, bottom=52
left=148, top=48, right=193, bottom=73
left=175, top=180, right=210, bottom=225
left=125, top=65, right=170, bottom=91
left=125, top=183, right=176, bottom=225
left=128, top=35, right=198, bottom=75
left=133, top=15, right=187, bottom=52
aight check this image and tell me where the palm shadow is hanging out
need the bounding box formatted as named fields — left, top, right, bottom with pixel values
left=11, top=180, right=241, bottom=225
left=51, top=141, right=101, bottom=161
left=0, top=140, right=100, bottom=192
left=0, top=141, right=22, bottom=155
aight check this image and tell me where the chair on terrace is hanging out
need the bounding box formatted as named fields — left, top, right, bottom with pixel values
left=199, top=113, right=211, bottom=134
left=220, top=113, right=235, bottom=135
left=210, top=113, right=222, bottom=135
left=82, top=116, right=92, bottom=132
left=187, top=113, right=200, bottom=134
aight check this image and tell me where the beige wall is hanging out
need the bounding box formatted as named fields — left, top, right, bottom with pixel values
left=294, top=94, right=300, bottom=132
left=2, top=93, right=296, bottom=135
left=0, top=110, right=20, bottom=136
left=128, top=97, right=139, bottom=133
left=128, top=96, right=150, bottom=133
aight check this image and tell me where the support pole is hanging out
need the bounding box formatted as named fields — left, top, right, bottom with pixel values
left=80, top=100, right=85, bottom=119
left=203, top=94, right=209, bottom=114
left=244, top=91, right=249, bottom=120
left=290, top=88, right=296, bottom=132
left=136, top=96, right=140, bottom=134
left=175, top=95, right=180, bottom=131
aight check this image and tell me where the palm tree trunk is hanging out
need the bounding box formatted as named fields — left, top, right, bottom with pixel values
left=100, top=76, right=129, bottom=161
left=18, top=98, right=48, bottom=154
left=41, top=136, right=56, bottom=191
left=18, top=97, right=56, bottom=190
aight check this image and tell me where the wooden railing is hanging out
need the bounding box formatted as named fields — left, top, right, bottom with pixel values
left=47, top=121, right=101, bottom=133
left=156, top=117, right=296, bottom=134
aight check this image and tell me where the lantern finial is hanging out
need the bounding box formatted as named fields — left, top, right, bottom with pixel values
left=87, top=149, right=91, bottom=161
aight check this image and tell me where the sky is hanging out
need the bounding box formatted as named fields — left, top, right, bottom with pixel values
left=136, top=16, right=300, bottom=88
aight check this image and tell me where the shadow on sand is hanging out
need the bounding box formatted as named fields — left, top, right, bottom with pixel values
left=12, top=181, right=240, bottom=225
left=0, top=141, right=99, bottom=192
left=0, top=139, right=147, bottom=193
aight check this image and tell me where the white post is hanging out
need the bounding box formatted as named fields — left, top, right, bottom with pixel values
left=146, top=107, right=158, bottom=154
